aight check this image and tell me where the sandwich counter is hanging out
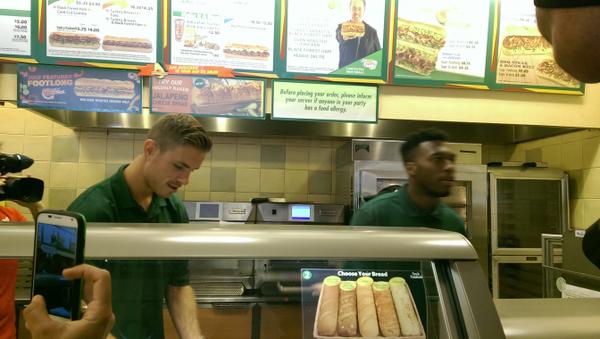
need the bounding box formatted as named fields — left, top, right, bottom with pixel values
left=1, top=223, right=505, bottom=339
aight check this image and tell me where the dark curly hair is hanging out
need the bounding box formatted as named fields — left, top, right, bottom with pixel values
left=400, top=129, right=449, bottom=164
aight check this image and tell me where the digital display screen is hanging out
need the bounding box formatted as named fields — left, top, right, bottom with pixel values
left=33, top=223, right=77, bottom=318
left=199, top=204, right=220, bottom=219
left=291, top=204, right=312, bottom=221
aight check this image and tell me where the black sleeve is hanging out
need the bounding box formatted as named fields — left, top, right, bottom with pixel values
left=535, top=0, right=600, bottom=8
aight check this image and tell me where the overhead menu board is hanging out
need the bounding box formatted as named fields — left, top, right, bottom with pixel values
left=392, top=0, right=492, bottom=87
left=42, top=0, right=159, bottom=66
left=168, top=0, right=277, bottom=74
left=0, top=1, right=34, bottom=59
left=282, top=0, right=390, bottom=82
left=490, top=0, right=584, bottom=94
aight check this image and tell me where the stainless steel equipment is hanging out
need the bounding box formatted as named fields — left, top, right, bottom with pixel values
left=184, top=201, right=253, bottom=223
left=335, top=139, right=489, bottom=277
left=489, top=166, right=569, bottom=299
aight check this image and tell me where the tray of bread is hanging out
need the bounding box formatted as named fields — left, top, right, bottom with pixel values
left=313, top=276, right=425, bottom=339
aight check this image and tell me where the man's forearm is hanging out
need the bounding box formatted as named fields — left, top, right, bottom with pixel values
left=166, top=285, right=202, bottom=339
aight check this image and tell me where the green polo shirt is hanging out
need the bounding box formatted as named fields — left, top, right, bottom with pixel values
left=350, top=185, right=466, bottom=235
left=68, top=165, right=190, bottom=339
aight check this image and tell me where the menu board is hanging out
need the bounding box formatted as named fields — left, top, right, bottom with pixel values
left=17, top=64, right=142, bottom=113
left=44, top=0, right=158, bottom=64
left=492, top=0, right=583, bottom=92
left=151, top=75, right=265, bottom=119
left=0, top=2, right=33, bottom=57
left=169, top=0, right=276, bottom=73
left=284, top=0, right=389, bottom=81
left=272, top=80, right=377, bottom=123
left=393, top=0, right=491, bottom=85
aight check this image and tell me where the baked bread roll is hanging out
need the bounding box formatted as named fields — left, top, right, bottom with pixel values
left=356, top=277, right=379, bottom=337
left=48, top=32, right=100, bottom=50
left=341, top=22, right=365, bottom=39
left=373, top=281, right=400, bottom=337
left=390, top=277, right=422, bottom=336
left=337, top=281, right=358, bottom=336
left=317, top=276, right=341, bottom=336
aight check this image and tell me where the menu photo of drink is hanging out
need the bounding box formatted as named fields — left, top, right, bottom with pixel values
left=0, top=2, right=33, bottom=58
left=284, top=0, right=389, bottom=81
left=169, top=0, right=276, bottom=73
left=44, top=0, right=158, bottom=64
left=393, top=0, right=491, bottom=86
left=493, top=0, right=583, bottom=93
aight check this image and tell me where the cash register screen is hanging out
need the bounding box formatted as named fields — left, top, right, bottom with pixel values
left=290, top=204, right=312, bottom=221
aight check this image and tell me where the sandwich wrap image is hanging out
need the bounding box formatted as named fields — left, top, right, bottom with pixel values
left=49, top=32, right=101, bottom=50
left=536, top=59, right=580, bottom=88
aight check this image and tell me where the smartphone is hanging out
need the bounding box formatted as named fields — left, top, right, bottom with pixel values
left=31, top=210, right=86, bottom=320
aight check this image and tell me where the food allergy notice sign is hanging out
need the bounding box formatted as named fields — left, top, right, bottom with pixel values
left=272, top=80, right=377, bottom=123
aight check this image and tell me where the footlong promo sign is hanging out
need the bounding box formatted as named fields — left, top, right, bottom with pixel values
left=17, top=64, right=142, bottom=113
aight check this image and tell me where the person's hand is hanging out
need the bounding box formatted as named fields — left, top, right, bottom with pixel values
left=24, top=264, right=115, bottom=339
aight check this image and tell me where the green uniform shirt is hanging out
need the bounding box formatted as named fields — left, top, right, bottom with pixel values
left=68, top=165, right=190, bottom=339
left=350, top=185, right=466, bottom=235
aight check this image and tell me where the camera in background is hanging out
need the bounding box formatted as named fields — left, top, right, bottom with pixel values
left=0, top=153, right=44, bottom=203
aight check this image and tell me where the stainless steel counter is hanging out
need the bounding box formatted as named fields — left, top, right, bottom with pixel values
left=495, top=298, right=600, bottom=339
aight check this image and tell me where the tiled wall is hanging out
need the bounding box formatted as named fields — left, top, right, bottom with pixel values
left=486, top=129, right=600, bottom=230
left=0, top=105, right=340, bottom=220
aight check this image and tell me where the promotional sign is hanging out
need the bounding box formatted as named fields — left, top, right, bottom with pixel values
left=169, top=0, right=276, bottom=72
left=0, top=2, right=32, bottom=57
left=272, top=80, right=377, bottom=123
left=492, top=0, right=584, bottom=93
left=300, top=268, right=426, bottom=338
left=44, top=0, right=158, bottom=64
left=393, top=0, right=491, bottom=85
left=151, top=75, right=265, bottom=119
left=17, top=64, right=142, bottom=113
left=283, top=0, right=389, bottom=81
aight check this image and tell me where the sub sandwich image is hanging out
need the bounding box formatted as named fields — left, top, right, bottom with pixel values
left=223, top=43, right=270, bottom=60
left=397, top=18, right=446, bottom=50
left=313, top=276, right=425, bottom=338
left=341, top=22, right=366, bottom=40
left=191, top=79, right=262, bottom=115
left=49, top=32, right=101, bottom=50
left=102, top=36, right=153, bottom=53
left=536, top=59, right=580, bottom=88
left=501, top=35, right=552, bottom=56
left=73, top=78, right=135, bottom=99
left=395, top=18, right=446, bottom=76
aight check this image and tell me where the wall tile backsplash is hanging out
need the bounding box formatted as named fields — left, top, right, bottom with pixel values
left=0, top=107, right=339, bottom=220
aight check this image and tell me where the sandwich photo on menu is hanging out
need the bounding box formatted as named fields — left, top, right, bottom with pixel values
left=223, top=43, right=270, bottom=60
left=49, top=32, right=101, bottom=50
left=536, top=59, right=580, bottom=88
left=501, top=35, right=552, bottom=56
left=73, top=78, right=136, bottom=99
left=340, top=22, right=366, bottom=40
left=102, top=36, right=153, bottom=53
left=191, top=78, right=262, bottom=116
left=395, top=18, right=446, bottom=76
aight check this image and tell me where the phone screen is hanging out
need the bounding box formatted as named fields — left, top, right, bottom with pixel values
left=32, top=217, right=80, bottom=319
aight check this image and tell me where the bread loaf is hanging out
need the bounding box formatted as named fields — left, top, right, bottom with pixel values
left=356, top=277, right=379, bottom=337
left=317, top=276, right=341, bottom=336
left=373, top=281, right=401, bottom=337
left=390, top=277, right=422, bottom=336
left=337, top=281, right=358, bottom=336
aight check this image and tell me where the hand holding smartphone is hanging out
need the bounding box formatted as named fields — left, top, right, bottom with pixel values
left=31, top=210, right=86, bottom=320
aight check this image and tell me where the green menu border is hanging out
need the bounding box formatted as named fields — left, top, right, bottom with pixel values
left=165, top=0, right=281, bottom=79
left=37, top=0, right=163, bottom=70
left=0, top=0, right=38, bottom=63
left=277, top=0, right=391, bottom=84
